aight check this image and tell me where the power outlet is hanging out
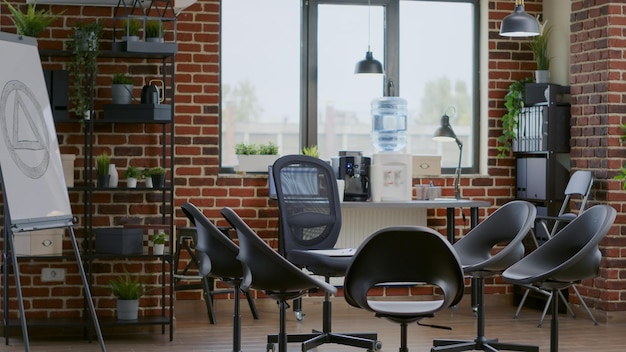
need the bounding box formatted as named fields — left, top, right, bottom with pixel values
left=41, top=268, right=65, bottom=282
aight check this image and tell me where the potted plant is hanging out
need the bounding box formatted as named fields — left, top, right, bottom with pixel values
left=497, top=77, right=533, bottom=158
left=302, top=145, right=319, bottom=158
left=145, top=20, right=164, bottom=43
left=235, top=141, right=280, bottom=173
left=112, top=73, right=134, bottom=104
left=96, top=152, right=110, bottom=188
left=122, top=17, right=142, bottom=42
left=152, top=231, right=168, bottom=255
left=123, top=165, right=141, bottom=188
left=142, top=168, right=153, bottom=188
left=108, top=269, right=146, bottom=320
left=149, top=166, right=166, bottom=188
left=4, top=0, right=65, bottom=38
left=528, top=17, right=552, bottom=83
left=68, top=20, right=103, bottom=122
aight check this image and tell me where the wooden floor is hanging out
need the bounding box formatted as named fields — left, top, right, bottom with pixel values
left=4, top=294, right=626, bottom=351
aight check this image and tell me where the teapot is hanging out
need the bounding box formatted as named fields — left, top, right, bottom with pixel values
left=141, top=79, right=164, bottom=104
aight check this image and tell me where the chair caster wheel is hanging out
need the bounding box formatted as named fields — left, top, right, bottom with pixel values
left=266, top=343, right=275, bottom=352
left=295, top=311, right=305, bottom=321
left=375, top=340, right=383, bottom=351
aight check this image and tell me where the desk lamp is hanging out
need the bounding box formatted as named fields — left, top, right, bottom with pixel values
left=433, top=109, right=462, bottom=200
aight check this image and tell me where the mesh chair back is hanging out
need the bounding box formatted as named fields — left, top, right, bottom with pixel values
left=272, top=155, right=341, bottom=255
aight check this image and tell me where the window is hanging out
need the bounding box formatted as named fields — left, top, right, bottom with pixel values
left=221, top=0, right=479, bottom=173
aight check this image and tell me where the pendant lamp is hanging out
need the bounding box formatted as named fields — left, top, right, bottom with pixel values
left=499, top=0, right=539, bottom=37
left=355, top=0, right=383, bottom=74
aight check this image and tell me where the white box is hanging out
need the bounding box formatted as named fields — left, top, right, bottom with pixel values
left=412, top=155, right=442, bottom=176
left=372, top=153, right=413, bottom=202
left=13, top=229, right=64, bottom=256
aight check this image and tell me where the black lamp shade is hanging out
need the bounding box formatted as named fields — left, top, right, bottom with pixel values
left=355, top=51, right=383, bottom=74
left=432, top=114, right=458, bottom=142
left=499, top=4, right=540, bottom=37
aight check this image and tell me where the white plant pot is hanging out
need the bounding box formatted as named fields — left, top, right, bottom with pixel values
left=235, top=155, right=280, bottom=173
left=535, top=70, right=550, bottom=84
left=145, top=177, right=153, bottom=188
left=117, top=299, right=139, bottom=320
left=153, top=243, right=165, bottom=255
left=108, top=164, right=118, bottom=187
left=127, top=177, right=138, bottom=188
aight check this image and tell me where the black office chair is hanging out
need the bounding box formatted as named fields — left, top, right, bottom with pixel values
left=181, top=202, right=258, bottom=352
left=515, top=170, right=596, bottom=326
left=220, top=207, right=338, bottom=352
left=344, top=226, right=465, bottom=352
left=271, top=154, right=379, bottom=351
left=432, top=200, right=539, bottom=352
left=503, top=204, right=615, bottom=352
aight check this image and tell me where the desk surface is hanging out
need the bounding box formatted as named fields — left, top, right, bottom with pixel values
left=340, top=198, right=491, bottom=209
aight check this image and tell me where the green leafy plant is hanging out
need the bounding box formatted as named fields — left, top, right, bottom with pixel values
left=4, top=0, right=65, bottom=38
left=528, top=17, right=552, bottom=71
left=123, top=18, right=142, bottom=37
left=235, top=142, right=279, bottom=155
left=613, top=124, right=626, bottom=189
left=108, top=268, right=145, bottom=300
left=302, top=145, right=319, bottom=158
left=123, top=166, right=141, bottom=179
left=152, top=231, right=169, bottom=245
left=96, top=152, right=110, bottom=175
left=68, top=21, right=103, bottom=122
left=145, top=20, right=164, bottom=38
left=497, top=77, right=533, bottom=157
left=149, top=166, right=166, bottom=175
left=113, top=73, right=133, bottom=85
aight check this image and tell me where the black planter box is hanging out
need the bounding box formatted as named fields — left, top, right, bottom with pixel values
left=103, top=104, right=171, bottom=122
left=95, top=228, right=143, bottom=255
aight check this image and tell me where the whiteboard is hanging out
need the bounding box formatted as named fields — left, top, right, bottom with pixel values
left=0, top=32, right=73, bottom=232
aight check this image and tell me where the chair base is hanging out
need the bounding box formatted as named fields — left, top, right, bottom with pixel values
left=267, top=331, right=380, bottom=352
left=432, top=338, right=538, bottom=352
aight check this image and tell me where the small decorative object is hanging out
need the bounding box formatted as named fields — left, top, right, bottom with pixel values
left=68, top=20, right=103, bottom=122
left=152, top=231, right=168, bottom=255
left=111, top=73, right=133, bottom=104
left=145, top=20, right=164, bottom=43
left=4, top=0, right=65, bottom=38
left=142, top=168, right=153, bottom=188
left=96, top=152, right=111, bottom=188
left=122, top=17, right=141, bottom=42
left=123, top=166, right=141, bottom=188
left=108, top=164, right=119, bottom=188
left=108, top=268, right=145, bottom=320
left=149, top=166, right=166, bottom=188
left=234, top=141, right=280, bottom=173
left=528, top=16, right=552, bottom=83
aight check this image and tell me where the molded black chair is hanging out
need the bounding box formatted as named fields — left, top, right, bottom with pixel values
left=344, top=226, right=465, bottom=352
left=503, top=204, right=616, bottom=352
left=271, top=154, right=379, bottom=351
left=220, top=207, right=337, bottom=352
left=515, top=170, right=595, bottom=326
left=432, top=200, right=539, bottom=352
left=181, top=202, right=258, bottom=352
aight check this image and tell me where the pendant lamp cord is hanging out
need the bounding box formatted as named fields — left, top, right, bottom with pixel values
left=367, top=0, right=372, bottom=51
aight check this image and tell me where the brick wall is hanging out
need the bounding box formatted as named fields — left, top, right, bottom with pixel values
left=0, top=0, right=624, bottom=326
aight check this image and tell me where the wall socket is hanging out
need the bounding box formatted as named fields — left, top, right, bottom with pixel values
left=41, top=268, right=65, bottom=282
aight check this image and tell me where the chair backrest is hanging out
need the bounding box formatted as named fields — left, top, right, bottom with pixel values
left=180, top=202, right=242, bottom=279
left=271, top=154, right=342, bottom=255
left=453, top=200, right=537, bottom=273
left=503, top=204, right=615, bottom=285
left=549, top=170, right=594, bottom=237
left=221, top=207, right=337, bottom=296
left=344, top=226, right=465, bottom=314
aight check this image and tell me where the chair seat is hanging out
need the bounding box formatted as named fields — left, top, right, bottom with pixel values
left=287, top=249, right=352, bottom=276
left=368, top=299, right=445, bottom=316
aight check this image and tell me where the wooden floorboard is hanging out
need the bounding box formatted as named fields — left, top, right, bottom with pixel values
left=4, top=294, right=626, bottom=351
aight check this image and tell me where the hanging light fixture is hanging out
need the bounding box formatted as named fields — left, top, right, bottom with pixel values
left=355, top=0, right=383, bottom=74
left=499, top=0, right=540, bottom=37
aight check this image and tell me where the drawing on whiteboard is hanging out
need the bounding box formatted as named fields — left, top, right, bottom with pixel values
left=0, top=79, right=50, bottom=179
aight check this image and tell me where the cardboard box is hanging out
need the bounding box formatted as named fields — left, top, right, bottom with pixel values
left=13, top=228, right=64, bottom=256
left=412, top=155, right=442, bottom=177
left=95, top=228, right=143, bottom=255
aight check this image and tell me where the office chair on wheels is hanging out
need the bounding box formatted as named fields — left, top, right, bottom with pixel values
left=503, top=205, right=616, bottom=352
left=514, top=170, right=596, bottom=327
left=432, top=200, right=538, bottom=352
left=344, top=226, right=465, bottom=352
left=270, top=154, right=379, bottom=351
left=221, top=207, right=338, bottom=352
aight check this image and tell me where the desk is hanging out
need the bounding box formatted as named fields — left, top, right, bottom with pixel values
left=338, top=198, right=491, bottom=245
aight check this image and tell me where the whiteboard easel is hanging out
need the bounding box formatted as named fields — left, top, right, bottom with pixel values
left=0, top=32, right=105, bottom=352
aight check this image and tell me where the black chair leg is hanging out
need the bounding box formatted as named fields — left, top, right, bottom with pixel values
left=201, top=276, right=217, bottom=324
left=245, top=289, right=259, bottom=320
left=400, top=322, right=409, bottom=352
left=233, top=285, right=241, bottom=352
left=550, top=289, right=559, bottom=352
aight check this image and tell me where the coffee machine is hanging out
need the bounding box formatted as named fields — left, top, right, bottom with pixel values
left=332, top=151, right=370, bottom=201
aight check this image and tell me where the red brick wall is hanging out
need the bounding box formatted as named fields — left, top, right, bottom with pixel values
left=0, top=0, right=624, bottom=324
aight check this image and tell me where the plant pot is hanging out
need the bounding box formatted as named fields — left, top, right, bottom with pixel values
left=127, top=177, right=138, bottom=188
left=108, top=164, right=118, bottom=187
left=144, top=176, right=153, bottom=188
left=153, top=243, right=165, bottom=255
left=112, top=84, right=134, bottom=104
left=535, top=70, right=550, bottom=84
left=97, top=174, right=110, bottom=188
left=121, top=35, right=140, bottom=42
left=146, top=37, right=164, bottom=43
left=116, top=299, right=139, bottom=320
left=151, top=174, right=165, bottom=188
left=61, top=154, right=76, bottom=187
left=235, top=155, right=280, bottom=173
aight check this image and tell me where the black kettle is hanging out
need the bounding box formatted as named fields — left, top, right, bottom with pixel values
left=141, top=79, right=163, bottom=104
